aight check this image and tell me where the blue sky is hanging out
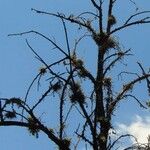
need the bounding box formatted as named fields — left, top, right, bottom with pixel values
left=0, top=0, right=150, bottom=149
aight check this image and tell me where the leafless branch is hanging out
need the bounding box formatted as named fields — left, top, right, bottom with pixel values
left=124, top=11, right=150, bottom=25
left=31, top=85, right=53, bottom=110
left=8, top=30, right=69, bottom=57
left=108, top=134, right=137, bottom=150
left=110, top=18, right=150, bottom=34
left=103, top=49, right=132, bottom=76
left=91, top=0, right=100, bottom=10
left=31, top=8, right=96, bottom=34
left=123, top=94, right=147, bottom=109
left=109, top=74, right=150, bottom=114
left=138, top=62, right=150, bottom=95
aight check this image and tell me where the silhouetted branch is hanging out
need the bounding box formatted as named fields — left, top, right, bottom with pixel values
left=103, top=49, right=132, bottom=76
left=108, top=134, right=137, bottom=150
left=32, top=85, right=53, bottom=110
left=110, top=18, right=150, bottom=34
left=123, top=94, right=147, bottom=109
left=91, top=0, right=100, bottom=10
left=25, top=39, right=67, bottom=82
left=8, top=30, right=69, bottom=57
left=109, top=74, right=150, bottom=114
left=138, top=62, right=150, bottom=95
left=107, top=0, right=114, bottom=33
left=124, top=11, right=150, bottom=25
left=31, top=8, right=96, bottom=34
left=99, top=0, right=103, bottom=33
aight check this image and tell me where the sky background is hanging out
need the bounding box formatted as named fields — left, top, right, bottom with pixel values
left=0, top=0, right=150, bottom=149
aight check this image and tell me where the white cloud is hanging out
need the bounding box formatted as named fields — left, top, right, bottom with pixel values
left=78, top=116, right=150, bottom=149
left=117, top=115, right=150, bottom=144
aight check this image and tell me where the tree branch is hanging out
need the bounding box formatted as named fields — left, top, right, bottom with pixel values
left=31, top=8, right=96, bottom=34
left=110, top=18, right=150, bottom=34
left=109, top=74, right=150, bottom=114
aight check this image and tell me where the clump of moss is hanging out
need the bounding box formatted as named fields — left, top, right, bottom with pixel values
left=86, top=20, right=92, bottom=27
left=108, top=15, right=117, bottom=26
left=117, top=51, right=125, bottom=58
left=52, top=81, right=62, bottom=92
left=78, top=67, right=88, bottom=78
left=6, top=98, right=23, bottom=107
left=71, top=55, right=84, bottom=69
left=5, top=111, right=16, bottom=119
left=62, top=138, right=71, bottom=148
left=99, top=134, right=106, bottom=142
left=103, top=77, right=112, bottom=87
left=146, top=101, right=150, bottom=107
left=75, top=59, right=84, bottom=68
left=70, top=53, right=87, bottom=78
left=69, top=82, right=85, bottom=104
left=39, top=67, right=47, bottom=75
left=93, top=32, right=117, bottom=50
left=105, top=37, right=117, bottom=49
left=48, top=128, right=54, bottom=134
left=93, top=32, right=108, bottom=46
left=27, top=117, right=40, bottom=138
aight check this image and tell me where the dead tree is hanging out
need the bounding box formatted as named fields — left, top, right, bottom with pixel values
left=1, top=0, right=150, bottom=149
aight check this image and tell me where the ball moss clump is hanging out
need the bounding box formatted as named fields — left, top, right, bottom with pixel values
left=27, top=117, right=40, bottom=138
left=108, top=15, right=117, bottom=26
left=39, top=67, right=47, bottom=75
left=5, top=111, right=16, bottom=119
left=52, top=81, right=62, bottom=92
left=62, top=138, right=71, bottom=148
left=93, top=32, right=108, bottom=46
left=78, top=67, right=88, bottom=78
left=93, top=31, right=117, bottom=51
left=69, top=82, right=85, bottom=104
left=103, top=77, right=112, bottom=87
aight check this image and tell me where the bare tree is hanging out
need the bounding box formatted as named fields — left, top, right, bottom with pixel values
left=1, top=0, right=150, bottom=149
